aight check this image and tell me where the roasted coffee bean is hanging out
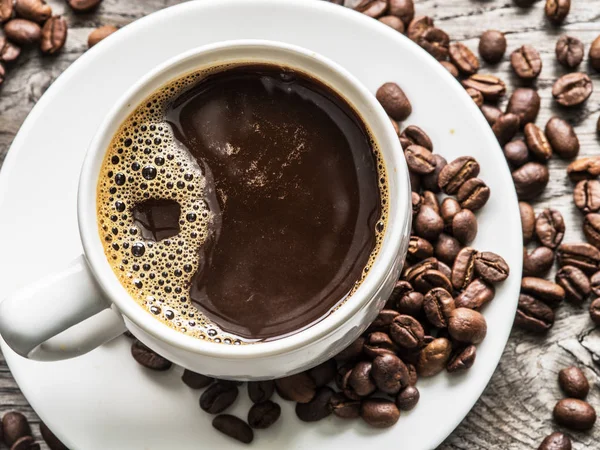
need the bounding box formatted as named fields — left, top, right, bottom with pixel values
left=574, top=180, right=600, bottom=214
left=525, top=123, right=553, bottom=162
left=554, top=398, right=596, bottom=430
left=329, top=393, right=361, bottom=419
left=537, top=432, right=572, bottom=450
left=400, top=125, right=433, bottom=151
left=545, top=0, right=570, bottom=24
left=417, top=27, right=450, bottom=61
left=452, top=247, right=477, bottom=290
left=395, top=385, right=420, bottom=411
left=545, top=117, right=579, bottom=159
left=511, top=45, right=542, bottom=80
left=567, top=156, right=600, bottom=182
left=335, top=336, right=365, bottom=362
left=440, top=60, right=459, bottom=78
left=371, top=354, right=409, bottom=394
left=40, top=422, right=67, bottom=450
left=590, top=297, right=600, bottom=324
left=591, top=271, right=600, bottom=296
left=376, top=82, right=412, bottom=121
left=557, top=242, right=600, bottom=274
left=422, top=190, right=440, bottom=213
left=448, top=308, right=487, bottom=344
left=423, top=288, right=455, bottom=328
left=390, top=314, right=424, bottom=349
left=414, top=204, right=444, bottom=241
left=413, top=269, right=453, bottom=293
left=275, top=372, right=316, bottom=403
left=515, top=293, right=555, bottom=332
left=247, top=380, right=275, bottom=403
left=521, top=277, right=565, bottom=307
left=447, top=345, right=476, bottom=373
left=10, top=436, right=39, bottom=450
left=182, top=370, right=213, bottom=389
left=535, top=208, right=565, bottom=249
left=0, top=37, right=20, bottom=63
left=361, top=399, right=400, bottom=428
left=396, top=291, right=424, bottom=316
left=295, top=387, right=333, bottom=422
left=408, top=235, right=434, bottom=261
left=435, top=233, right=462, bottom=266
left=407, top=15, right=433, bottom=41
left=438, top=156, right=480, bottom=194
left=4, top=19, right=41, bottom=45
left=378, top=15, right=405, bottom=32
left=200, top=382, right=239, bottom=414
left=417, top=337, right=452, bottom=376
left=455, top=279, right=495, bottom=309
left=440, top=197, right=461, bottom=228
left=452, top=209, right=478, bottom=245
left=15, top=0, right=51, bottom=23
left=555, top=266, right=590, bottom=304
left=438, top=260, right=452, bottom=279
left=368, top=310, right=400, bottom=333
left=474, top=251, right=509, bottom=283
left=552, top=72, right=593, bottom=107
left=335, top=363, right=354, bottom=391
left=347, top=361, right=376, bottom=397
left=131, top=340, right=172, bottom=371
left=389, top=0, right=414, bottom=25
left=88, top=25, right=118, bottom=48
left=308, top=359, right=336, bottom=387
left=506, top=88, right=540, bottom=127
left=466, top=88, right=484, bottom=107
left=520, top=202, right=536, bottom=243
left=364, top=331, right=399, bottom=358
left=591, top=35, right=600, bottom=72
left=248, top=400, right=281, bottom=429
left=479, top=30, right=506, bottom=63
left=0, top=0, right=13, bottom=22
left=556, top=35, right=584, bottom=68
left=40, top=16, right=67, bottom=55
left=353, top=0, right=387, bottom=18
left=212, top=415, right=253, bottom=444
left=481, top=104, right=503, bottom=126
left=405, top=145, right=436, bottom=175
left=559, top=366, right=589, bottom=399
left=523, top=246, right=555, bottom=277
left=422, top=155, right=447, bottom=193
left=457, top=178, right=490, bottom=211
left=512, top=162, right=549, bottom=200
left=504, top=140, right=530, bottom=168
left=449, top=42, right=479, bottom=75
left=411, top=191, right=422, bottom=216
left=462, top=74, right=506, bottom=101
left=67, top=0, right=102, bottom=12
left=404, top=258, right=437, bottom=284
left=3, top=413, right=31, bottom=447
left=583, top=213, right=600, bottom=248
left=492, top=113, right=520, bottom=146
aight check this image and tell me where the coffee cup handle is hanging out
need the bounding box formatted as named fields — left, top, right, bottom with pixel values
left=0, top=255, right=127, bottom=361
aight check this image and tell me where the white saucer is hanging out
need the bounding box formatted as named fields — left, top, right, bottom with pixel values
left=0, top=1, right=522, bottom=448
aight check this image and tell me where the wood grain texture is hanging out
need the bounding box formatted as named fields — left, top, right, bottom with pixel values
left=0, top=0, right=599, bottom=448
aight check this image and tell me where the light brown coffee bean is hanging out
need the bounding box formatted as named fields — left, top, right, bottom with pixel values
left=452, top=247, right=478, bottom=290
left=40, top=16, right=67, bottom=55
left=478, top=30, right=506, bottom=63
left=447, top=345, right=476, bottom=373
left=4, top=19, right=42, bottom=45
left=414, top=204, right=444, bottom=241
left=520, top=201, right=536, bottom=243
left=557, top=242, right=600, bottom=274
left=573, top=179, right=600, bottom=214
left=407, top=15, right=433, bottom=41
left=440, top=197, right=462, bottom=227
left=376, top=82, right=412, bottom=121
left=567, top=156, right=600, bottom=182
left=474, top=251, right=510, bottom=283
left=466, top=87, right=484, bottom=107
left=449, top=42, right=479, bottom=75
left=88, top=25, right=118, bottom=48
left=0, top=0, right=14, bottom=23
left=545, top=0, right=570, bottom=24
left=390, top=314, right=424, bottom=349
left=511, top=45, right=542, bottom=80
left=521, top=277, right=566, bottom=307
left=448, top=308, right=487, bottom=344
left=417, top=337, right=452, bottom=377
left=15, top=0, right=51, bottom=23
left=545, top=116, right=579, bottom=159
left=524, top=123, right=552, bottom=161
left=552, top=72, right=593, bottom=107
left=423, top=287, right=455, bottom=328
left=378, top=15, right=405, bottom=33
left=461, top=74, right=506, bottom=101
left=556, top=35, right=584, bottom=68
left=360, top=399, right=400, bottom=428
left=435, top=233, right=462, bottom=266
left=389, top=0, right=414, bottom=25
left=506, top=88, right=540, bottom=126
left=400, top=125, right=433, bottom=151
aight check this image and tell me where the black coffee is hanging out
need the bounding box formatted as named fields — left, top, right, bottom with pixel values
left=97, top=64, right=387, bottom=342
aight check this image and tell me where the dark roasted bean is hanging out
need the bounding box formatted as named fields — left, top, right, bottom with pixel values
left=368, top=309, right=400, bottom=333
left=552, top=72, right=593, bottom=107
left=131, top=340, right=172, bottom=371
left=416, top=27, right=450, bottom=61
left=515, top=294, right=555, bottom=332
left=520, top=201, right=536, bottom=243
left=330, top=392, right=361, bottom=419
left=521, top=277, right=565, bottom=307
left=40, top=15, right=67, bottom=55
left=396, top=291, right=424, bottom=316
left=423, top=288, right=455, bottom=328
left=591, top=271, right=600, bottom=296
left=414, top=204, right=444, bottom=241
left=481, top=104, right=503, bottom=126
left=440, top=197, right=462, bottom=228
left=212, top=415, right=253, bottom=444
left=537, top=432, right=572, bottom=450
left=275, top=372, right=316, bottom=403
left=389, top=0, right=414, bottom=25
left=556, top=35, right=584, bottom=68
left=390, top=315, right=424, bottom=349
left=462, top=74, right=506, bottom=101
left=247, top=380, right=275, bottom=403
left=559, top=366, right=590, bottom=399
left=438, top=156, right=480, bottom=194
left=376, top=82, right=412, bottom=121
left=545, top=116, right=579, bottom=159
left=440, top=60, right=459, bottom=77
left=492, top=113, right=520, bottom=146
left=504, top=140, right=530, bottom=168
left=248, top=401, right=281, bottom=428
left=512, top=162, right=549, bottom=200
left=478, top=30, right=506, bottom=63
left=524, top=123, right=553, bottom=162
left=452, top=247, right=477, bottom=290
left=507, top=88, right=540, bottom=126
left=574, top=180, right=600, bottom=214
left=407, top=15, right=434, bottom=41
left=452, top=209, right=478, bottom=244
left=422, top=155, right=447, bottom=193
left=511, top=45, right=542, bottom=80
left=411, top=191, right=422, bottom=215
left=347, top=361, right=376, bottom=397
left=583, top=213, right=600, bottom=248
left=40, top=422, right=67, bottom=450
left=182, top=370, right=213, bottom=389
left=455, top=279, right=495, bottom=309
left=413, top=269, right=453, bottom=293
left=400, top=125, right=433, bottom=151
left=466, top=87, right=484, bottom=107
left=3, top=413, right=31, bottom=447
left=448, top=308, right=487, bottom=344
left=557, top=242, right=600, bottom=274
left=10, top=436, right=39, bottom=450
left=371, top=354, right=409, bottom=394
left=474, top=251, right=509, bottom=283
left=449, top=42, right=479, bottom=75
left=407, top=235, right=434, bottom=261
left=308, top=359, right=337, bottom=387
left=553, top=398, right=596, bottom=430
left=361, top=399, right=401, bottom=428
left=457, top=178, right=490, bottom=211
left=447, top=345, right=476, bottom=373
left=555, top=265, right=591, bottom=304
left=591, top=35, right=600, bottom=72
left=405, top=145, right=436, bottom=174
left=200, top=382, right=239, bottom=414
left=335, top=337, right=365, bottom=363
left=535, top=208, right=565, bottom=249
left=435, top=233, right=462, bottom=266
left=295, top=387, right=334, bottom=422
left=523, top=246, right=555, bottom=277
left=363, top=331, right=399, bottom=358
left=395, top=385, right=420, bottom=411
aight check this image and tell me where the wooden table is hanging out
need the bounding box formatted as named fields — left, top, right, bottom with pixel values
left=0, top=0, right=599, bottom=448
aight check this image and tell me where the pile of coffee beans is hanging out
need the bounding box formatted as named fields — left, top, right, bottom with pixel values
left=0, top=411, right=69, bottom=450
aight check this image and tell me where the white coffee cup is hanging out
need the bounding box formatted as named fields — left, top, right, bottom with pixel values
left=0, top=40, right=411, bottom=380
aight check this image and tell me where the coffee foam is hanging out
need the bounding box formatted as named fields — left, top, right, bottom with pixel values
left=97, top=65, right=388, bottom=344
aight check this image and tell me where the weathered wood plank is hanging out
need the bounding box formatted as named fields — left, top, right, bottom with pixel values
left=0, top=1, right=599, bottom=449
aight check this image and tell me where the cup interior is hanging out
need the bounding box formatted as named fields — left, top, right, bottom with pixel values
left=78, top=39, right=410, bottom=358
